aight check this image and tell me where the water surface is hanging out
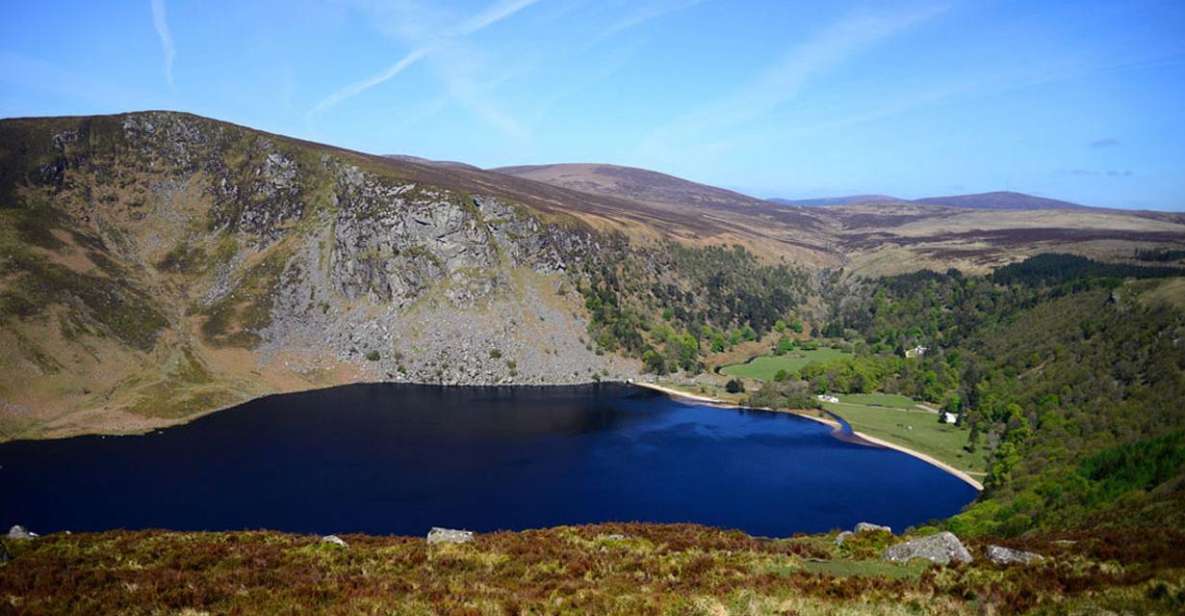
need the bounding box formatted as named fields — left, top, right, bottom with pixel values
left=0, top=383, right=976, bottom=536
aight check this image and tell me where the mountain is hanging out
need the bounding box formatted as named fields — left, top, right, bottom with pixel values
left=0, top=111, right=827, bottom=439
left=914, top=190, right=1092, bottom=210
left=768, top=194, right=908, bottom=207
left=496, top=166, right=1185, bottom=275
left=768, top=191, right=1088, bottom=210
left=3, top=111, right=1184, bottom=440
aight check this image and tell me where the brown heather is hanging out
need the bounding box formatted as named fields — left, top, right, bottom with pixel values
left=2, top=524, right=1184, bottom=615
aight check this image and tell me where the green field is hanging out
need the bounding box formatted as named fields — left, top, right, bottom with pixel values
left=720, top=347, right=851, bottom=381
left=837, top=392, right=925, bottom=409
left=822, top=398, right=988, bottom=477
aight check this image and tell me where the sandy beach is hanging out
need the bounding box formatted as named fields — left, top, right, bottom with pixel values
left=634, top=381, right=984, bottom=491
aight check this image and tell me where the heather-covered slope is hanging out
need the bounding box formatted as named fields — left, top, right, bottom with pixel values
left=3, top=524, right=1184, bottom=615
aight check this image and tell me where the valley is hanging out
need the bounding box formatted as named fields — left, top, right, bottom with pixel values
left=2, top=111, right=1185, bottom=614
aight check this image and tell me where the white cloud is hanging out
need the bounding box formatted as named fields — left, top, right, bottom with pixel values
left=635, top=4, right=948, bottom=165
left=150, top=0, right=175, bottom=87
left=310, top=0, right=541, bottom=116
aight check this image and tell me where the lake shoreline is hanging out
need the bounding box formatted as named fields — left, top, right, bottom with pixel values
left=633, top=381, right=985, bottom=492
left=7, top=379, right=985, bottom=492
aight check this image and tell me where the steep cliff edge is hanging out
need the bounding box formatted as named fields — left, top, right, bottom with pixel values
left=0, top=112, right=822, bottom=440
left=0, top=112, right=647, bottom=439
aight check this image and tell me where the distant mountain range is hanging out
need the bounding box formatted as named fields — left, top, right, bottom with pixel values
left=769, top=195, right=909, bottom=207
left=770, top=191, right=1092, bottom=211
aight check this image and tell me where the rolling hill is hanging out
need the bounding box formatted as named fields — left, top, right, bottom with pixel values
left=913, top=190, right=1092, bottom=210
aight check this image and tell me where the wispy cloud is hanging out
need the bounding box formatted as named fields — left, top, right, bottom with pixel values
left=635, top=4, right=948, bottom=164
left=310, top=0, right=540, bottom=116
left=1089, top=137, right=1120, bottom=148
left=1062, top=168, right=1133, bottom=177
left=150, top=0, right=175, bottom=87
left=601, top=0, right=708, bottom=38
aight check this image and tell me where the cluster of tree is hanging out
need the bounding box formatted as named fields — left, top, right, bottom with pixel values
left=819, top=255, right=1185, bottom=536
left=991, top=253, right=1183, bottom=287
left=792, top=353, right=961, bottom=405
left=746, top=378, right=818, bottom=410
left=1133, top=248, right=1185, bottom=263
left=579, top=242, right=811, bottom=373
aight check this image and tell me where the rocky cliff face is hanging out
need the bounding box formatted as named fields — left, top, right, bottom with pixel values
left=0, top=112, right=640, bottom=439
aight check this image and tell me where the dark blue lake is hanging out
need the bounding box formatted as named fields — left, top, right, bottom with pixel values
left=0, top=383, right=976, bottom=537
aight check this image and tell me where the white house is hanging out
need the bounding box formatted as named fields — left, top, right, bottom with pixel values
left=942, top=412, right=959, bottom=425
left=905, top=345, right=929, bottom=359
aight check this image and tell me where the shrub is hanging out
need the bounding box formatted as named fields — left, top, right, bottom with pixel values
left=365, top=350, right=380, bottom=361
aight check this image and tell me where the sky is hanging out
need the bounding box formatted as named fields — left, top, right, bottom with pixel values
left=2, top=1, right=1184, bottom=210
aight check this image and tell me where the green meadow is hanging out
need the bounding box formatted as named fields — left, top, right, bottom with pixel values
left=720, top=347, right=852, bottom=381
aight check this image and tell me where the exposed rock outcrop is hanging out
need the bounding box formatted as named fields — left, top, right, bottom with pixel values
left=6, top=525, right=37, bottom=541
left=427, top=527, right=474, bottom=545
left=883, top=532, right=972, bottom=565
left=986, top=545, right=1043, bottom=565
left=321, top=535, right=348, bottom=548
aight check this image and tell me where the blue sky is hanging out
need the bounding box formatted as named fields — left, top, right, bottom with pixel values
left=2, top=1, right=1183, bottom=210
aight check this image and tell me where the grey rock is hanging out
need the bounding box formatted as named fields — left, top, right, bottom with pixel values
left=6, top=525, right=37, bottom=541
left=883, top=531, right=973, bottom=565
left=427, top=527, right=474, bottom=545
left=321, top=535, right=347, bottom=548
left=986, top=545, right=1043, bottom=565
left=855, top=522, right=892, bottom=534
left=835, top=531, right=853, bottom=546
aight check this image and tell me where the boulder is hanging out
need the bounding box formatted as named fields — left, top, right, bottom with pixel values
left=986, top=545, right=1043, bottom=565
left=883, top=532, right=973, bottom=565
left=835, top=531, right=853, bottom=546
left=321, top=535, right=348, bottom=548
left=6, top=525, right=37, bottom=541
left=427, top=527, right=474, bottom=545
left=855, top=522, right=892, bottom=534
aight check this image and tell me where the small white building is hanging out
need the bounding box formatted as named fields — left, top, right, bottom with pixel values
left=942, top=412, right=959, bottom=425
left=905, top=345, right=929, bottom=359
left=817, top=394, right=839, bottom=404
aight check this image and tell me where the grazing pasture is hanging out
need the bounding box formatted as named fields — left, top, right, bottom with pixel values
left=721, top=348, right=852, bottom=381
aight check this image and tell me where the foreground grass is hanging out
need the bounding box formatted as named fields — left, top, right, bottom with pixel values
left=3, top=524, right=1185, bottom=615
left=823, top=400, right=989, bottom=476
left=721, top=348, right=852, bottom=381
